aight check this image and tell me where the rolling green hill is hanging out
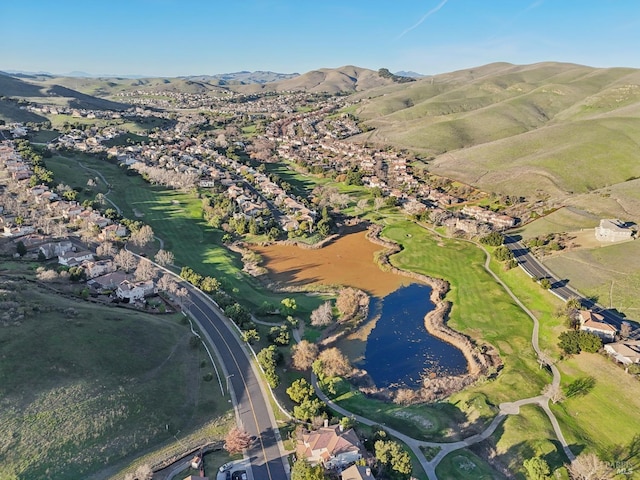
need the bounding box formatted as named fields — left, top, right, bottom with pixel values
left=0, top=265, right=228, bottom=480
left=352, top=62, right=640, bottom=200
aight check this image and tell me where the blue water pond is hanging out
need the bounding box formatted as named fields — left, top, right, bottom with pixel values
left=362, top=283, right=468, bottom=389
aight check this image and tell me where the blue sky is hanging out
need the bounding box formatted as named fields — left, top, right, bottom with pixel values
left=2, top=0, right=640, bottom=77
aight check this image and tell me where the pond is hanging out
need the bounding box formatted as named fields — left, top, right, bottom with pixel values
left=250, top=229, right=410, bottom=297
left=362, top=284, right=468, bottom=389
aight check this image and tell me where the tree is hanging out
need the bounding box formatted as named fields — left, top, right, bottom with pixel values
left=269, top=325, right=290, bottom=346
left=292, top=340, right=319, bottom=371
left=336, top=287, right=361, bottom=320
left=224, top=426, right=252, bottom=455
left=242, top=329, right=260, bottom=344
left=375, top=440, right=412, bottom=476
left=620, top=321, right=633, bottom=340
left=134, top=259, right=156, bottom=281
left=16, top=240, right=27, bottom=257
left=317, top=348, right=351, bottom=378
left=292, top=397, right=325, bottom=422
left=286, top=378, right=315, bottom=403
left=542, top=383, right=565, bottom=404
left=540, top=278, right=552, bottom=290
left=281, top=297, right=297, bottom=315
left=567, top=452, right=613, bottom=480
left=257, top=345, right=280, bottom=388
left=157, top=273, right=178, bottom=294
left=480, top=231, right=505, bottom=246
left=154, top=249, right=175, bottom=267
left=96, top=241, right=116, bottom=257
left=310, top=301, right=333, bottom=327
left=290, top=458, right=325, bottom=480
left=523, top=456, right=551, bottom=480
left=200, top=275, right=221, bottom=293
left=114, top=249, right=137, bottom=272
left=130, top=224, right=154, bottom=248
left=494, top=245, right=514, bottom=262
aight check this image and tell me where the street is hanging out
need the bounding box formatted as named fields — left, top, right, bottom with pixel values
left=181, top=286, right=288, bottom=480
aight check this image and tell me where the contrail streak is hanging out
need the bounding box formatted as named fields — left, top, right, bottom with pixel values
left=397, top=0, right=450, bottom=39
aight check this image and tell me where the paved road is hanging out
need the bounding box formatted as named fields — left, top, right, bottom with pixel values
left=504, top=235, right=638, bottom=332
left=182, top=287, right=288, bottom=480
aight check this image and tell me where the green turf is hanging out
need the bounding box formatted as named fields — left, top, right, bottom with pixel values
left=435, top=448, right=505, bottom=480
left=383, top=221, right=549, bottom=403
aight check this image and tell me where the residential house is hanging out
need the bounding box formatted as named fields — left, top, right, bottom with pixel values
left=39, top=241, right=74, bottom=260
left=99, top=223, right=127, bottom=241
left=88, top=271, right=129, bottom=292
left=595, top=219, right=633, bottom=242
left=116, top=279, right=156, bottom=302
left=579, top=310, right=617, bottom=343
left=296, top=423, right=364, bottom=469
left=3, top=224, right=35, bottom=237
left=190, top=455, right=202, bottom=469
left=58, top=250, right=94, bottom=267
left=84, top=259, right=116, bottom=279
left=342, top=465, right=376, bottom=480
left=604, top=341, right=640, bottom=365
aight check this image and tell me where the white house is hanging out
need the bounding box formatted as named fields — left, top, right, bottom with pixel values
left=84, top=259, right=116, bottom=279
left=116, top=279, right=156, bottom=302
left=579, top=310, right=617, bottom=342
left=595, top=219, right=633, bottom=242
left=58, top=250, right=94, bottom=267
left=604, top=341, right=640, bottom=365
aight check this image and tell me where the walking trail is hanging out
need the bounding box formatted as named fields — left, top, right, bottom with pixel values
left=305, top=223, right=575, bottom=480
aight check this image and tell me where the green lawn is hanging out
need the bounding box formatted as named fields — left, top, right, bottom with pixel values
left=383, top=220, right=549, bottom=404
left=0, top=267, right=230, bottom=480
left=436, top=449, right=505, bottom=480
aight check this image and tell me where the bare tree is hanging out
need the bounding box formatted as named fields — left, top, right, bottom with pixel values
left=157, top=273, right=178, bottom=294
left=96, top=241, right=116, bottom=257
left=292, top=340, right=319, bottom=371
left=134, top=464, right=153, bottom=480
left=224, top=426, right=252, bottom=455
left=130, top=224, right=155, bottom=248
left=542, top=383, right=565, bottom=404
left=374, top=196, right=385, bottom=211
left=134, top=259, right=156, bottom=281
left=114, top=249, right=138, bottom=272
left=620, top=322, right=632, bottom=340
left=336, top=287, right=361, bottom=320
left=355, top=198, right=369, bottom=215
left=318, top=348, right=351, bottom=378
left=567, top=453, right=613, bottom=480
left=154, top=249, right=175, bottom=267
left=310, top=301, right=333, bottom=327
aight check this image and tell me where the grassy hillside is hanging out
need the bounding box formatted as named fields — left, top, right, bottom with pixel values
left=352, top=62, right=640, bottom=200
left=0, top=264, right=230, bottom=480
left=238, top=65, right=396, bottom=94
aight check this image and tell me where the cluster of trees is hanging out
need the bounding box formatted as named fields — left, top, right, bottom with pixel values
left=558, top=330, right=602, bottom=355
left=480, top=231, right=504, bottom=246
left=179, top=266, right=221, bottom=293
left=224, top=303, right=253, bottom=329
left=257, top=345, right=281, bottom=388
left=287, top=378, right=325, bottom=422
left=377, top=68, right=415, bottom=84
left=131, top=162, right=199, bottom=190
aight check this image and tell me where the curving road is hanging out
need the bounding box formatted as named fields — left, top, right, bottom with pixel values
left=182, top=288, right=288, bottom=480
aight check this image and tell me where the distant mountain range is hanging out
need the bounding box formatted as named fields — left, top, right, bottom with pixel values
left=184, top=71, right=299, bottom=85
left=394, top=71, right=426, bottom=78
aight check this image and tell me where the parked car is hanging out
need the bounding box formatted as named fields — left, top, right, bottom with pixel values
left=219, top=462, right=233, bottom=472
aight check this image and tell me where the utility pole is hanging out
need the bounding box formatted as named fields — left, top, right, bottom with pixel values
left=226, top=374, right=234, bottom=394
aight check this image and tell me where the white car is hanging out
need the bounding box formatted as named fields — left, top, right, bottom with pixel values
left=219, top=462, right=233, bottom=473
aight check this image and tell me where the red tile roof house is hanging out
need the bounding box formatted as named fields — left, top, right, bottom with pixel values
left=579, top=310, right=618, bottom=343
left=342, top=464, right=376, bottom=480
left=296, top=423, right=364, bottom=470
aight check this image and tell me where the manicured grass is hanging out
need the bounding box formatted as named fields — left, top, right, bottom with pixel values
left=102, top=132, right=149, bottom=147
left=324, top=379, right=468, bottom=442
left=29, top=129, right=60, bottom=144
left=435, top=448, right=505, bottom=480
left=0, top=269, right=230, bottom=480
left=487, top=404, right=570, bottom=477
left=47, top=152, right=323, bottom=315
left=383, top=220, right=549, bottom=404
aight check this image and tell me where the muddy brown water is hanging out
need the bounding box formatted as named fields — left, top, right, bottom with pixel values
left=250, top=230, right=412, bottom=297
